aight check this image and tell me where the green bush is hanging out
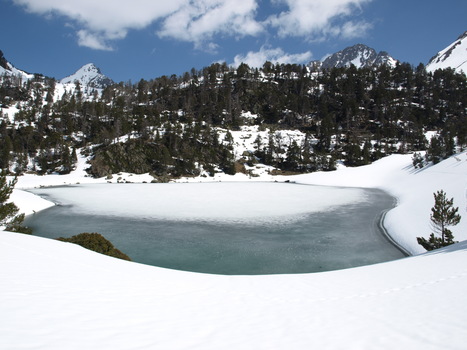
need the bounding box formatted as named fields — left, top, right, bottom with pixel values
left=57, top=232, right=131, bottom=261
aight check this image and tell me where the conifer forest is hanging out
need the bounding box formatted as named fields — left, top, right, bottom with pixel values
left=0, top=61, right=466, bottom=181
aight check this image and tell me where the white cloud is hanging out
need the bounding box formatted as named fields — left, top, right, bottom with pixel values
left=267, top=0, right=372, bottom=40
left=77, top=30, right=115, bottom=51
left=12, top=0, right=372, bottom=51
left=157, top=0, right=262, bottom=47
left=12, top=0, right=186, bottom=50
left=12, top=0, right=261, bottom=51
left=339, top=20, right=373, bottom=39
left=231, top=46, right=313, bottom=68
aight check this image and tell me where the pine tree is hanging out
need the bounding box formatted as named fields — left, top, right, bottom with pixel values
left=283, top=140, right=301, bottom=171
left=0, top=171, right=31, bottom=234
left=425, top=136, right=444, bottom=164
left=412, top=152, right=424, bottom=169
left=417, top=190, right=461, bottom=251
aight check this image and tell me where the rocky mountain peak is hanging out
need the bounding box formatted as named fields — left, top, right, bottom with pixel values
left=320, top=44, right=397, bottom=69
left=60, top=63, right=114, bottom=89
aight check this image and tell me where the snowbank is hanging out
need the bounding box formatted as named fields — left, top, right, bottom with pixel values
left=1, top=230, right=467, bottom=350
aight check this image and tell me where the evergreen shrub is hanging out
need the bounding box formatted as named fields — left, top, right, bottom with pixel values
left=57, top=232, right=131, bottom=261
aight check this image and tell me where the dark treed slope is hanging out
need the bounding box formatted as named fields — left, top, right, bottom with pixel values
left=0, top=43, right=466, bottom=181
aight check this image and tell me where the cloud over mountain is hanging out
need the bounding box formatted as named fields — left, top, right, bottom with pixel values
left=157, top=0, right=262, bottom=51
left=231, top=45, right=313, bottom=68
left=266, top=0, right=372, bottom=40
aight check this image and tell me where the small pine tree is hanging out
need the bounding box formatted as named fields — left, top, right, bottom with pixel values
left=417, top=190, right=461, bottom=251
left=0, top=171, right=31, bottom=234
left=425, top=136, right=444, bottom=164
left=412, top=152, right=424, bottom=169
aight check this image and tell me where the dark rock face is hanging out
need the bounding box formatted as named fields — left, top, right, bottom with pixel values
left=0, top=50, right=9, bottom=70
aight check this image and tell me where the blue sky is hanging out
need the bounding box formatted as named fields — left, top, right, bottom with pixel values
left=1, top=0, right=466, bottom=83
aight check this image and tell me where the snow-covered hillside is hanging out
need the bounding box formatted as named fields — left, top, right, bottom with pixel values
left=426, top=31, right=467, bottom=74
left=2, top=152, right=467, bottom=349
left=0, top=50, right=33, bottom=80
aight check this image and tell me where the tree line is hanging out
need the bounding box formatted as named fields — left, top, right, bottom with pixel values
left=0, top=61, right=465, bottom=178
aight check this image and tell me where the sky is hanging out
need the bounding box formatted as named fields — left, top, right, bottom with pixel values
left=0, top=0, right=466, bottom=83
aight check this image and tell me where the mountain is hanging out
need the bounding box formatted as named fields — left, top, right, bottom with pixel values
left=0, top=50, right=34, bottom=80
left=60, top=63, right=114, bottom=90
left=0, top=50, right=8, bottom=70
left=426, top=31, right=467, bottom=74
left=318, top=44, right=398, bottom=69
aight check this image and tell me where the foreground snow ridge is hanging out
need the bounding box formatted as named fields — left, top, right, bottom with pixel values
left=2, top=153, right=467, bottom=349
left=1, top=231, right=467, bottom=349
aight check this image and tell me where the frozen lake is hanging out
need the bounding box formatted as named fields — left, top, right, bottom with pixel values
left=24, top=182, right=406, bottom=274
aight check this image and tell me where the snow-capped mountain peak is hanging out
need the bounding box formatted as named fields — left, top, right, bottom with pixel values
left=60, top=63, right=114, bottom=89
left=426, top=31, right=467, bottom=74
left=320, top=44, right=397, bottom=69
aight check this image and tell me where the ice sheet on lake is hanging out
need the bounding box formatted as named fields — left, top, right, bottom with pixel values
left=30, top=182, right=366, bottom=224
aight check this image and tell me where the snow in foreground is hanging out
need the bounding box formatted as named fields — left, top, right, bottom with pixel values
left=1, top=231, right=467, bottom=350
left=2, top=152, right=467, bottom=349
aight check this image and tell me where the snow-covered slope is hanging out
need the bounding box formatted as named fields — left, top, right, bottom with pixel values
left=320, top=44, right=397, bottom=69
left=60, top=63, right=114, bottom=89
left=288, top=153, right=467, bottom=255
left=1, top=229, right=466, bottom=350
left=426, top=31, right=467, bottom=74
left=2, top=149, right=467, bottom=350
left=0, top=50, right=33, bottom=80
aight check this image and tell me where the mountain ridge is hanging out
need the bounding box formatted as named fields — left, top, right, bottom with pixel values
left=426, top=31, right=467, bottom=74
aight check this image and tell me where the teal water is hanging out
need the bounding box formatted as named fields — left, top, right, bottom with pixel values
left=24, top=185, right=406, bottom=275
